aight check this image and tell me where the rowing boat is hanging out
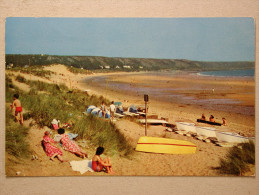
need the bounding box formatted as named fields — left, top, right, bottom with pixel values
left=215, top=131, right=254, bottom=143
left=195, top=126, right=217, bottom=137
left=138, top=119, right=168, bottom=125
left=197, top=119, right=222, bottom=126
left=176, top=122, right=196, bottom=133
left=135, top=136, right=196, bottom=154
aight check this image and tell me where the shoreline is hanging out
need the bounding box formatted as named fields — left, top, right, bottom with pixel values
left=77, top=70, right=255, bottom=137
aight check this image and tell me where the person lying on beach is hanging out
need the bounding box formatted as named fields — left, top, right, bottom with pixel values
left=10, top=94, right=24, bottom=125
left=58, top=128, right=88, bottom=158
left=201, top=113, right=206, bottom=120
left=100, top=101, right=106, bottom=118
left=209, top=115, right=215, bottom=122
left=109, top=101, right=115, bottom=121
left=42, top=131, right=67, bottom=162
left=92, top=147, right=114, bottom=174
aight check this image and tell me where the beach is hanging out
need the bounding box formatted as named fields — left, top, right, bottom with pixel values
left=6, top=64, right=255, bottom=176
left=78, top=70, right=255, bottom=137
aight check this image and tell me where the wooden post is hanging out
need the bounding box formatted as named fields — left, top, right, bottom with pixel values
left=145, top=101, right=147, bottom=136
left=144, top=94, right=149, bottom=136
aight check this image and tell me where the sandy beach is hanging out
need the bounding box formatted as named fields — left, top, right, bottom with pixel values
left=6, top=64, right=255, bottom=176
left=78, top=69, right=255, bottom=136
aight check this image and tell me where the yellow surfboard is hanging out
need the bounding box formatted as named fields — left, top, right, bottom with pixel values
left=136, top=136, right=197, bottom=154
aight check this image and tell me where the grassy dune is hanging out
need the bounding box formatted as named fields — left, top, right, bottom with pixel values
left=6, top=73, right=133, bottom=159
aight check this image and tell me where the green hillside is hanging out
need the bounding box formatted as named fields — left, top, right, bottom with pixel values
left=5, top=54, right=255, bottom=71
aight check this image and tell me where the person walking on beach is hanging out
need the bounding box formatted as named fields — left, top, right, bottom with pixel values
left=109, top=101, right=116, bottom=121
left=100, top=101, right=106, bottom=118
left=92, top=146, right=114, bottom=174
left=10, top=94, right=24, bottom=125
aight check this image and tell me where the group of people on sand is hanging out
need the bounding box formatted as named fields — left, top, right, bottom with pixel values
left=201, top=113, right=227, bottom=125
left=42, top=128, right=88, bottom=162
left=100, top=101, right=116, bottom=121
left=10, top=94, right=114, bottom=174
left=42, top=128, right=114, bottom=174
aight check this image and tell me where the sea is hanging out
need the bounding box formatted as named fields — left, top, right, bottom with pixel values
left=198, top=69, right=255, bottom=77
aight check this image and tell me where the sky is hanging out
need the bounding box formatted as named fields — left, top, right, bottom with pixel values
left=5, top=17, right=255, bottom=62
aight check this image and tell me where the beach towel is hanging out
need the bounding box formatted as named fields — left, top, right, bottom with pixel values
left=70, top=160, right=94, bottom=174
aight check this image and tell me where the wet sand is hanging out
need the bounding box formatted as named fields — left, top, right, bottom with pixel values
left=79, top=71, right=255, bottom=137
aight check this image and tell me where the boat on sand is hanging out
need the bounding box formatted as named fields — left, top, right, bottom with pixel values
left=138, top=119, right=168, bottom=125
left=176, top=122, right=196, bottom=133
left=215, top=131, right=254, bottom=143
left=195, top=126, right=217, bottom=138
left=136, top=136, right=197, bottom=154
left=197, top=119, right=222, bottom=126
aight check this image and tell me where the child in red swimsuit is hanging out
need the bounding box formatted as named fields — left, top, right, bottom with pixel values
left=92, top=147, right=114, bottom=174
left=10, top=94, right=23, bottom=125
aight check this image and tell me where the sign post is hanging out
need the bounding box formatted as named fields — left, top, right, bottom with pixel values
left=144, top=94, right=149, bottom=136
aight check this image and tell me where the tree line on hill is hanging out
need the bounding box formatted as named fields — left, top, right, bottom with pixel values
left=5, top=54, right=255, bottom=71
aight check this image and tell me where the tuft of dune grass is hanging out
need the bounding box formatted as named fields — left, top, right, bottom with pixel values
left=218, top=141, right=255, bottom=176
left=5, top=107, right=31, bottom=158
left=15, top=74, right=27, bottom=83
left=12, top=66, right=53, bottom=78
left=72, top=115, right=133, bottom=157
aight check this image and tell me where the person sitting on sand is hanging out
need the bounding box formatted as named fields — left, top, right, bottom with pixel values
left=42, top=131, right=66, bottom=162
left=209, top=115, right=215, bottom=122
left=109, top=101, right=116, bottom=121
left=10, top=94, right=24, bottom=125
left=222, top=117, right=227, bottom=126
left=92, top=146, right=114, bottom=174
left=201, top=113, right=206, bottom=120
left=58, top=128, right=88, bottom=158
left=100, top=101, right=106, bottom=118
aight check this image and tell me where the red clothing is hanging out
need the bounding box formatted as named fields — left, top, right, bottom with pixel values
left=15, top=106, right=22, bottom=116
left=43, top=135, right=63, bottom=157
left=52, top=124, right=59, bottom=130
left=60, top=134, right=82, bottom=153
left=92, top=157, right=103, bottom=172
